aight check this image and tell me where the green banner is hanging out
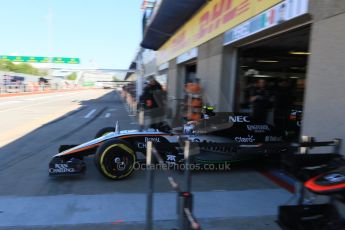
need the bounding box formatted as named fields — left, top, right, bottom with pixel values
left=0, top=55, right=80, bottom=64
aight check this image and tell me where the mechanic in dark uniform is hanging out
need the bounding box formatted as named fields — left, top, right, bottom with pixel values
left=139, top=76, right=166, bottom=130
left=140, top=76, right=164, bottom=109
left=249, top=79, right=271, bottom=123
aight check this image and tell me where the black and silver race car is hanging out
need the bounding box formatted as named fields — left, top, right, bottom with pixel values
left=49, top=112, right=301, bottom=180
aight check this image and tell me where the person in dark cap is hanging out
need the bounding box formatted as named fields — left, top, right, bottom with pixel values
left=139, top=76, right=166, bottom=129
left=140, top=76, right=163, bottom=109
left=249, top=79, right=271, bottom=123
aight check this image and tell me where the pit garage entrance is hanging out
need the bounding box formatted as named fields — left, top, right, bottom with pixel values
left=234, top=25, right=310, bottom=131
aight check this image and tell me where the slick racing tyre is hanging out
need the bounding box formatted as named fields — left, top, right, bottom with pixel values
left=95, top=127, right=116, bottom=138
left=95, top=139, right=136, bottom=180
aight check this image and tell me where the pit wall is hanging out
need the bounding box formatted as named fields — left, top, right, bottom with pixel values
left=302, top=0, right=345, bottom=154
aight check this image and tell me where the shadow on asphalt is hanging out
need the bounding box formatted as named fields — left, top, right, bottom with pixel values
left=0, top=90, right=120, bottom=173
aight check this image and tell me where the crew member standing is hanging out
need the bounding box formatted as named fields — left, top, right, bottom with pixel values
left=139, top=76, right=166, bottom=129
left=249, top=79, right=271, bottom=123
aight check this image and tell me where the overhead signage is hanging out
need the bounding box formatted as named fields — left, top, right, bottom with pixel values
left=224, top=0, right=309, bottom=45
left=51, top=57, right=80, bottom=64
left=158, top=62, right=169, bottom=71
left=157, top=0, right=283, bottom=65
left=0, top=55, right=80, bottom=64
left=176, top=48, right=198, bottom=64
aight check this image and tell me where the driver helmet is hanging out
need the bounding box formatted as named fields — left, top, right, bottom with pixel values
left=202, top=105, right=216, bottom=119
left=183, top=121, right=197, bottom=135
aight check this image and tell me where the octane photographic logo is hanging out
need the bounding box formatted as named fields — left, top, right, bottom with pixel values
left=247, top=125, right=270, bottom=133
left=49, top=164, right=75, bottom=173
left=235, top=135, right=255, bottom=143
left=132, top=162, right=232, bottom=171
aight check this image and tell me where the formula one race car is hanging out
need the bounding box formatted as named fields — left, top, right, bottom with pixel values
left=279, top=147, right=345, bottom=229
left=49, top=112, right=300, bottom=180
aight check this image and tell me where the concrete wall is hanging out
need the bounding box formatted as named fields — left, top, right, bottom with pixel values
left=309, top=0, right=345, bottom=21
left=166, top=59, right=183, bottom=126
left=166, top=59, right=178, bottom=101
left=197, top=35, right=226, bottom=111
left=302, top=5, right=345, bottom=153
left=221, top=47, right=238, bottom=112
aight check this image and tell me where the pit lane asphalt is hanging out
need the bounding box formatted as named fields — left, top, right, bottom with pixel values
left=0, top=90, right=289, bottom=229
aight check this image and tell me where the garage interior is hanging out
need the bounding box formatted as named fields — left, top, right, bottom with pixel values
left=235, top=26, right=311, bottom=121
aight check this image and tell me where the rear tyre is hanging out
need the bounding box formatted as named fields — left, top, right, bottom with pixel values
left=95, top=139, right=136, bottom=180
left=95, top=127, right=116, bottom=138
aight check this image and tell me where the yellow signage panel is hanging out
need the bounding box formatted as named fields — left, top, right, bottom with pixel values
left=157, top=0, right=282, bottom=65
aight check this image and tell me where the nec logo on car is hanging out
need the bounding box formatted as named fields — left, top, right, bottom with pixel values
left=229, top=116, right=250, bottom=123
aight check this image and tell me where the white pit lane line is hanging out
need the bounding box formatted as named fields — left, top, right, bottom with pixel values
left=105, top=113, right=111, bottom=118
left=0, top=100, right=22, bottom=106
left=84, top=109, right=97, bottom=118
left=0, top=92, right=81, bottom=113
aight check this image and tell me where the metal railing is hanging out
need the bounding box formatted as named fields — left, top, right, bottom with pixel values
left=292, top=136, right=341, bottom=154
left=284, top=136, right=342, bottom=204
left=146, top=140, right=201, bottom=230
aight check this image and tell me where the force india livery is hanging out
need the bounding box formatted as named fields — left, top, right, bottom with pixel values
left=49, top=112, right=301, bottom=180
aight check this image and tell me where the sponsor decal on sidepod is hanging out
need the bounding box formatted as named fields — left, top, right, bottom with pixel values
left=265, top=136, right=282, bottom=142
left=229, top=116, right=250, bottom=123
left=49, top=164, right=75, bottom=173
left=247, top=125, right=270, bottom=133
left=138, top=137, right=161, bottom=148
left=235, top=135, right=255, bottom=143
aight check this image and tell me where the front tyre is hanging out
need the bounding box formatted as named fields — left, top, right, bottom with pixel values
left=95, top=127, right=116, bottom=138
left=95, top=139, right=136, bottom=180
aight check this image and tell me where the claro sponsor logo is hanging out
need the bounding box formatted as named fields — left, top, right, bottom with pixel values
left=229, top=116, right=250, bottom=123
left=247, top=125, right=270, bottom=133
left=49, top=164, right=75, bottom=173
left=235, top=135, right=255, bottom=143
